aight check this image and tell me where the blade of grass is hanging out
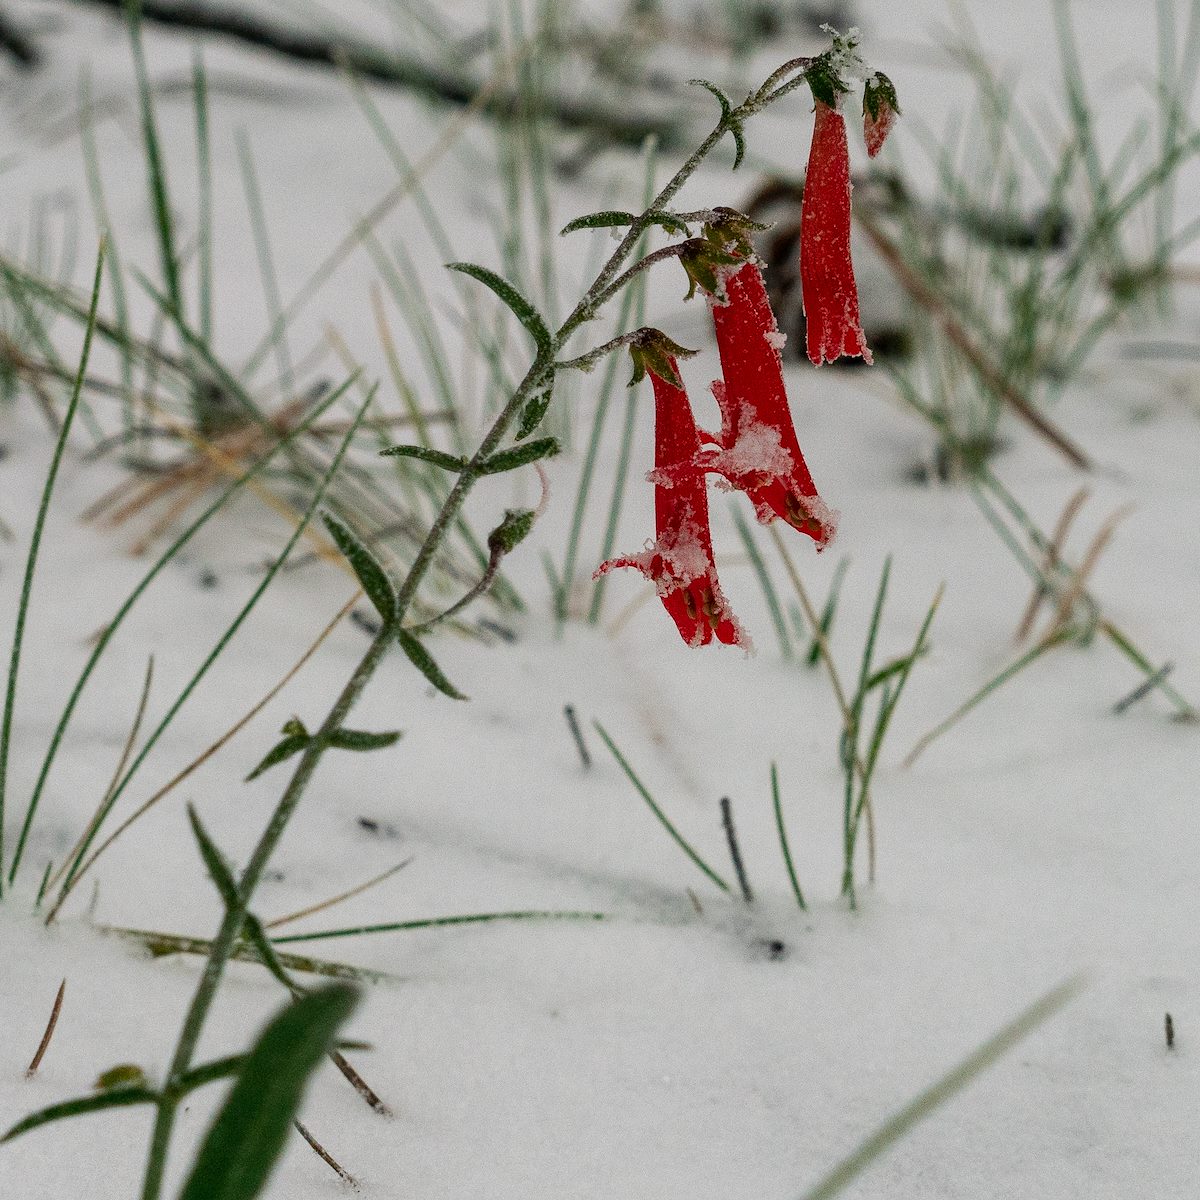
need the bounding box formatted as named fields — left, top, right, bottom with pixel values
left=771, top=763, right=805, bottom=910
left=9, top=374, right=359, bottom=887
left=50, top=389, right=377, bottom=899
left=594, top=720, right=731, bottom=895
left=0, top=240, right=105, bottom=896
left=271, top=909, right=606, bottom=944
left=732, top=505, right=793, bottom=660
left=798, top=976, right=1084, bottom=1200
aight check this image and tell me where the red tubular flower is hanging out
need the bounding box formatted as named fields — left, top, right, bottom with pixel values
left=801, top=100, right=872, bottom=366
left=595, top=350, right=745, bottom=649
left=675, top=242, right=837, bottom=548
left=863, top=72, right=900, bottom=159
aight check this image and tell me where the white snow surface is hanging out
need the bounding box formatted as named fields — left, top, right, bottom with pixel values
left=1, top=2, right=1199, bottom=1199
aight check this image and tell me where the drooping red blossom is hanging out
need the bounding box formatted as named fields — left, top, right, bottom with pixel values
left=672, top=245, right=837, bottom=548
left=801, top=100, right=872, bottom=366
left=863, top=72, right=900, bottom=159
left=595, top=351, right=745, bottom=648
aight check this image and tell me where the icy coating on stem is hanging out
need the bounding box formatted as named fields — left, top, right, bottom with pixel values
left=801, top=100, right=872, bottom=366
left=595, top=356, right=745, bottom=649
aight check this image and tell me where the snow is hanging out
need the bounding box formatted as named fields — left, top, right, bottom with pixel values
left=2, top=2, right=1200, bottom=1199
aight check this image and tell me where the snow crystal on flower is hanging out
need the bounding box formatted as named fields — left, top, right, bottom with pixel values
left=763, top=330, right=787, bottom=351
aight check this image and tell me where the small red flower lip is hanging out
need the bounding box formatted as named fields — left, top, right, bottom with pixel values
left=801, top=100, right=872, bottom=367
left=683, top=257, right=837, bottom=549
left=595, top=351, right=746, bottom=649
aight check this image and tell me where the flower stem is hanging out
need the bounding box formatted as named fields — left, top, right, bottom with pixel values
left=138, top=52, right=824, bottom=1198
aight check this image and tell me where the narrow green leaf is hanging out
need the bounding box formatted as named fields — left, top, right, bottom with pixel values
left=378, top=444, right=468, bottom=471
left=241, top=911, right=302, bottom=997
left=325, top=729, right=403, bottom=752
left=478, top=437, right=560, bottom=475
left=445, top=261, right=552, bottom=353
left=688, top=78, right=732, bottom=119
left=559, top=210, right=638, bottom=235
left=395, top=629, right=467, bottom=700
left=177, top=983, right=359, bottom=1200
left=187, top=806, right=240, bottom=911
left=322, top=513, right=396, bottom=626
left=593, top=721, right=731, bottom=895
left=244, top=734, right=310, bottom=783
left=730, top=120, right=747, bottom=169
left=174, top=1055, right=247, bottom=1096
left=1, top=1087, right=158, bottom=1144
left=688, top=78, right=746, bottom=166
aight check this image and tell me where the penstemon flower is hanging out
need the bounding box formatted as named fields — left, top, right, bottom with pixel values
left=595, top=335, right=746, bottom=649
left=862, top=72, right=900, bottom=159
left=801, top=98, right=872, bottom=366
left=677, top=224, right=838, bottom=549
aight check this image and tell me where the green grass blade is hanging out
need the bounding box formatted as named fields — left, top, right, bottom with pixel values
left=193, top=48, right=213, bottom=345
left=798, top=976, right=1083, bottom=1200
left=8, top=374, right=358, bottom=886
left=594, top=721, right=731, bottom=895
left=732, top=505, right=793, bottom=660
left=566, top=139, right=656, bottom=625
left=51, top=390, right=376, bottom=899
left=0, top=242, right=105, bottom=895
left=272, top=910, right=606, bottom=944
left=235, top=130, right=293, bottom=400
left=771, top=763, right=805, bottom=910
left=125, top=0, right=184, bottom=327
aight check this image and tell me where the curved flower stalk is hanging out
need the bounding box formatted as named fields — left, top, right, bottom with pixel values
left=595, top=338, right=745, bottom=648
left=801, top=98, right=872, bottom=366
left=678, top=227, right=838, bottom=549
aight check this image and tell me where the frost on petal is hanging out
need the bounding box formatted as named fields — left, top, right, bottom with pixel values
left=596, top=351, right=746, bottom=648
left=800, top=101, right=872, bottom=366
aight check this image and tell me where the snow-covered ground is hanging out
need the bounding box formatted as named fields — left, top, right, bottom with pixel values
left=1, top=1, right=1198, bottom=1197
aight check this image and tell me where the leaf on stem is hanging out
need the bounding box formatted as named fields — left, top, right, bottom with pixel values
left=688, top=79, right=746, bottom=168
left=326, top=729, right=403, bottom=752
left=395, top=629, right=467, bottom=701
left=559, top=209, right=691, bottom=237
left=322, top=513, right=396, bottom=626
left=378, top=444, right=469, bottom=472
left=478, top=437, right=560, bottom=475
left=445, top=262, right=552, bottom=354
left=244, top=731, right=310, bottom=782
left=559, top=210, right=638, bottom=235
left=177, top=984, right=359, bottom=1200
left=1, top=1086, right=158, bottom=1144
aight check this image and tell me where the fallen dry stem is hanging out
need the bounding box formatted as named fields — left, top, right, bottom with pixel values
left=24, top=979, right=66, bottom=1077
left=265, top=857, right=414, bottom=930
left=1045, top=503, right=1134, bottom=638
left=1015, top=486, right=1090, bottom=642
left=292, top=1120, right=359, bottom=1188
